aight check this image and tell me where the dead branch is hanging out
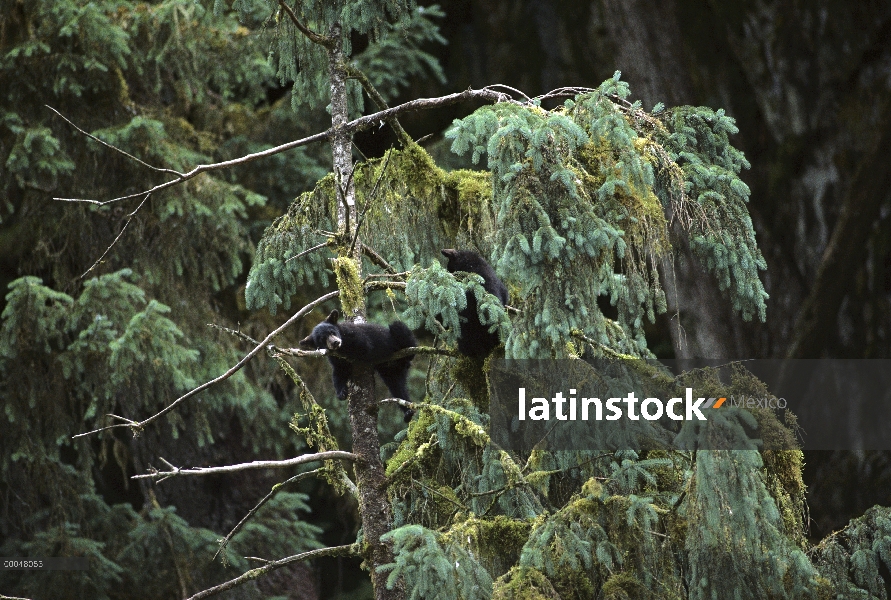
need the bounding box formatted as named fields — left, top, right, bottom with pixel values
left=45, top=105, right=182, bottom=176
left=186, top=544, right=357, bottom=600
left=72, top=290, right=339, bottom=439
left=132, top=451, right=356, bottom=482
left=80, top=192, right=151, bottom=279
left=53, top=88, right=510, bottom=206
left=213, top=468, right=324, bottom=562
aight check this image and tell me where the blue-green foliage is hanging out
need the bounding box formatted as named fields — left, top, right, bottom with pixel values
left=686, top=450, right=820, bottom=600
left=402, top=261, right=511, bottom=349
left=250, top=0, right=445, bottom=112
left=245, top=187, right=334, bottom=313
left=445, top=71, right=767, bottom=357
left=660, top=107, right=767, bottom=321
left=811, top=505, right=891, bottom=598
left=379, top=525, right=494, bottom=600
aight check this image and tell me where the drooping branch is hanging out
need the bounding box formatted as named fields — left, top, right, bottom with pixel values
left=80, top=192, right=151, bottom=278
left=53, top=88, right=511, bottom=205
left=213, top=468, right=325, bottom=562
left=362, top=244, right=398, bottom=274
left=285, top=241, right=330, bottom=264
left=186, top=544, right=357, bottom=600
left=132, top=451, right=356, bottom=481
left=72, top=290, right=339, bottom=439
left=276, top=0, right=334, bottom=48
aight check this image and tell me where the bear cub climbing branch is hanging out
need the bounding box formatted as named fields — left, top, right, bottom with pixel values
left=299, top=310, right=417, bottom=422
left=441, top=249, right=509, bottom=358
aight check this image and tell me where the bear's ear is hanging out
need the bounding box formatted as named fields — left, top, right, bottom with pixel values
left=298, top=334, right=315, bottom=349
left=441, top=249, right=457, bottom=259
left=325, top=310, right=340, bottom=324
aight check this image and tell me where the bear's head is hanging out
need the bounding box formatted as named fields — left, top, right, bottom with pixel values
left=299, top=310, right=342, bottom=351
left=441, top=248, right=482, bottom=273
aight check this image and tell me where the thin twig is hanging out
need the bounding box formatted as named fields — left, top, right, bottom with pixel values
left=485, top=83, right=532, bottom=102
left=186, top=544, right=357, bottom=600
left=285, top=241, right=329, bottom=264
left=45, top=106, right=183, bottom=176
left=213, top=468, right=325, bottom=561
left=72, top=290, right=339, bottom=439
left=132, top=451, right=357, bottom=481
left=276, top=0, right=334, bottom=48
left=349, top=148, right=393, bottom=256
left=80, top=193, right=151, bottom=278
left=54, top=88, right=510, bottom=206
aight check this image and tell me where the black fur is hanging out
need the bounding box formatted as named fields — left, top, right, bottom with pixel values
left=441, top=249, right=509, bottom=357
left=299, top=310, right=417, bottom=422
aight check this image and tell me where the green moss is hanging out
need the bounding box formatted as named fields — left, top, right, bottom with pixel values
left=443, top=515, right=533, bottom=577
left=332, top=256, right=364, bottom=317
left=450, top=355, right=491, bottom=412
left=492, top=566, right=561, bottom=600
left=385, top=408, right=436, bottom=478
left=601, top=571, right=647, bottom=600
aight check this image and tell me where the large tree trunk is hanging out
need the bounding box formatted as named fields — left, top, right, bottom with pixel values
left=327, top=23, right=401, bottom=600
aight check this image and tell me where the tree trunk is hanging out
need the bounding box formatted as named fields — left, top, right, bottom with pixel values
left=326, top=23, right=401, bottom=600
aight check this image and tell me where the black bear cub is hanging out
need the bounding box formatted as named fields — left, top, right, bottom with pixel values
left=441, top=249, right=509, bottom=358
left=299, top=310, right=417, bottom=422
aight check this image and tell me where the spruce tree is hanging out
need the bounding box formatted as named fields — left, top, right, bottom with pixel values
left=3, top=2, right=891, bottom=600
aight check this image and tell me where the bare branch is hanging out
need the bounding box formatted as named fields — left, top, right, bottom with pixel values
left=54, top=129, right=331, bottom=205
left=213, top=468, right=324, bottom=561
left=80, top=192, right=151, bottom=279
left=187, top=544, right=357, bottom=600
left=361, top=244, right=397, bottom=274
left=345, top=65, right=412, bottom=145
left=276, top=0, right=333, bottom=48
left=54, top=88, right=509, bottom=206
left=285, top=241, right=329, bottom=264
left=45, top=105, right=183, bottom=177
left=72, top=290, right=339, bottom=439
left=349, top=147, right=393, bottom=256
left=485, top=83, right=532, bottom=102
left=132, top=451, right=356, bottom=481
left=380, top=397, right=415, bottom=411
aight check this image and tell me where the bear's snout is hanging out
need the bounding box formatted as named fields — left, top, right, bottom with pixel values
left=327, top=335, right=342, bottom=350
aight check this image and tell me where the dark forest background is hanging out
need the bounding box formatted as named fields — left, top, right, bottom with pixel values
left=382, top=0, right=891, bottom=543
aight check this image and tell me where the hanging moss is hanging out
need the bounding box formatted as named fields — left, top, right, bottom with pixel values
left=331, top=256, right=364, bottom=317
left=492, top=566, right=561, bottom=600
left=443, top=515, right=533, bottom=577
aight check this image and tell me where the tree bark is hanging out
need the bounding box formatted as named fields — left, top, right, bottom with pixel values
left=786, top=103, right=891, bottom=358
left=326, top=23, right=402, bottom=600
